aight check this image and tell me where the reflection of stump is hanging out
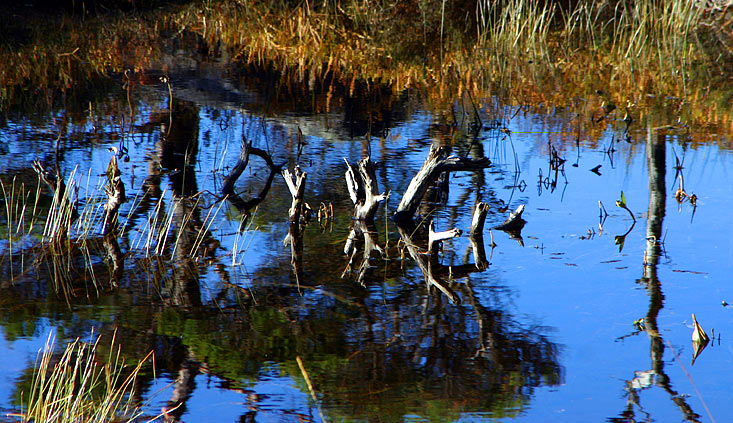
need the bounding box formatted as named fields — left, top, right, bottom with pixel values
left=342, top=220, right=384, bottom=285
left=396, top=222, right=460, bottom=304
left=469, top=202, right=490, bottom=270
left=283, top=222, right=304, bottom=288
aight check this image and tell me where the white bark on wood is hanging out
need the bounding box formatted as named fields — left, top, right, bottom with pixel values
left=396, top=224, right=460, bottom=304
left=395, top=144, right=490, bottom=222
left=470, top=202, right=489, bottom=236
left=344, top=156, right=388, bottom=220
left=428, top=220, right=461, bottom=256
left=493, top=204, right=526, bottom=231
left=282, top=166, right=308, bottom=222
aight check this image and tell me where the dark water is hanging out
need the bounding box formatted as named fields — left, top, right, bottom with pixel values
left=0, top=50, right=731, bottom=423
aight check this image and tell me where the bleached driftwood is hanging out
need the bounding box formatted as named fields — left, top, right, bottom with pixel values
left=468, top=202, right=490, bottom=270
left=282, top=166, right=308, bottom=223
left=394, top=144, right=490, bottom=223
left=493, top=204, right=526, bottom=231
left=344, top=156, right=389, bottom=220
left=428, top=220, right=461, bottom=256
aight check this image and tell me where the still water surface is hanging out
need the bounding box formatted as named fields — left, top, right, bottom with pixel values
left=0, top=56, right=731, bottom=422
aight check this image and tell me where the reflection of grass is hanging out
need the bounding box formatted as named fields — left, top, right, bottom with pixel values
left=16, top=332, right=156, bottom=423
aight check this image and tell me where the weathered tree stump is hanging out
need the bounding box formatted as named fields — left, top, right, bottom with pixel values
left=394, top=144, right=490, bottom=223
left=493, top=204, right=526, bottom=246
left=102, top=150, right=126, bottom=235
left=469, top=202, right=490, bottom=270
left=282, top=166, right=309, bottom=223
left=344, top=156, right=389, bottom=221
left=493, top=204, right=526, bottom=231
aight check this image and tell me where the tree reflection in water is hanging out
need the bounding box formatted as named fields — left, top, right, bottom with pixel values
left=0, top=70, right=564, bottom=422
left=609, top=127, right=701, bottom=423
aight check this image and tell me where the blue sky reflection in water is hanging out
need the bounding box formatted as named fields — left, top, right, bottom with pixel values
left=0, top=71, right=731, bottom=423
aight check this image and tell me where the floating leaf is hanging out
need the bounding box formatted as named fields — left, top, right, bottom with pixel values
left=691, top=313, right=709, bottom=365
left=691, top=313, right=709, bottom=343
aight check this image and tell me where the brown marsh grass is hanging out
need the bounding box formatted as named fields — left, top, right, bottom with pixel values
left=0, top=0, right=731, bottom=142
left=15, top=331, right=160, bottom=423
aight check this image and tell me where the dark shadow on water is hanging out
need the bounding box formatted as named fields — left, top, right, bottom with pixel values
left=608, top=126, right=701, bottom=423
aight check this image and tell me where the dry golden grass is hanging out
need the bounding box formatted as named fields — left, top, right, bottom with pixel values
left=1, top=1, right=731, bottom=142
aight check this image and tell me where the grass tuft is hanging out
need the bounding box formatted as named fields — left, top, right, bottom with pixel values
left=17, top=331, right=158, bottom=423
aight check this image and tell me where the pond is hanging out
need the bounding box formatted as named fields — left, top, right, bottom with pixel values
left=0, top=36, right=731, bottom=423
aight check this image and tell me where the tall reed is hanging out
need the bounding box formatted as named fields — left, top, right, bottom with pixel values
left=18, top=332, right=157, bottom=423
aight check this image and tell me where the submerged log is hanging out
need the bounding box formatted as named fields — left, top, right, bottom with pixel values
left=344, top=156, right=389, bottom=220
left=394, top=144, right=490, bottom=223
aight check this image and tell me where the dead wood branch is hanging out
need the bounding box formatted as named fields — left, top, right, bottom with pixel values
left=282, top=166, right=309, bottom=223
left=428, top=220, right=461, bottom=256
left=223, top=137, right=283, bottom=197
left=102, top=152, right=126, bottom=235
left=493, top=204, right=526, bottom=232
left=470, top=202, right=489, bottom=236
left=222, top=138, right=251, bottom=196
left=344, top=156, right=389, bottom=220
left=396, top=222, right=460, bottom=304
left=394, top=144, right=490, bottom=223
left=223, top=139, right=283, bottom=226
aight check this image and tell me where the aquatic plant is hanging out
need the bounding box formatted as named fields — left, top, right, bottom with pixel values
left=15, top=332, right=158, bottom=423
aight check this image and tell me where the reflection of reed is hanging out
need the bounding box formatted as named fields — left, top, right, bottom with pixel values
left=613, top=126, right=701, bottom=422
